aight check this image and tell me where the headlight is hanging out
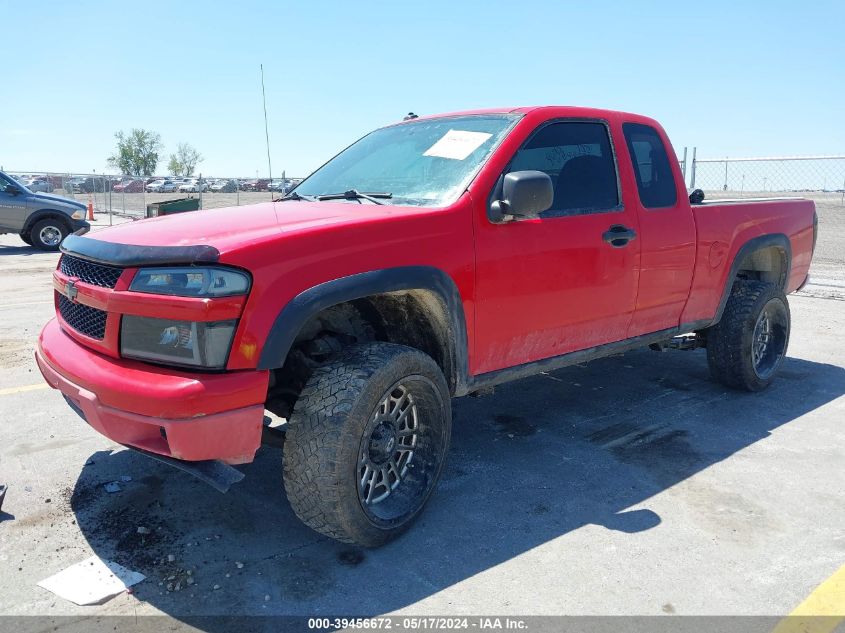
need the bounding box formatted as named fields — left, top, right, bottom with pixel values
left=121, top=316, right=237, bottom=369
left=71, top=210, right=84, bottom=219
left=123, top=266, right=250, bottom=368
left=129, top=266, right=250, bottom=297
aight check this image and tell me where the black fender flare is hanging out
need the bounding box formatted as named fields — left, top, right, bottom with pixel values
left=710, top=233, right=791, bottom=326
left=23, top=209, right=75, bottom=235
left=257, top=266, right=470, bottom=394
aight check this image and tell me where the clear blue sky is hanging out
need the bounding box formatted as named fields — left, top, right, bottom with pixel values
left=1, top=0, right=843, bottom=177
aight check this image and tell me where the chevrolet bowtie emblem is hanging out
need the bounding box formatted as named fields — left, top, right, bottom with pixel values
left=64, top=280, right=79, bottom=302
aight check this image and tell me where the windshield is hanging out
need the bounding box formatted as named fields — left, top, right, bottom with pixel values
left=293, top=114, right=519, bottom=207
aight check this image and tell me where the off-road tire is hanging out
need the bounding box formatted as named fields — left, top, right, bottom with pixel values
left=283, top=342, right=451, bottom=547
left=706, top=280, right=790, bottom=391
left=20, top=232, right=33, bottom=246
left=30, top=218, right=69, bottom=251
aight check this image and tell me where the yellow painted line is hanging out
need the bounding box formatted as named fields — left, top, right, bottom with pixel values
left=772, top=563, right=845, bottom=633
left=0, top=383, right=50, bottom=397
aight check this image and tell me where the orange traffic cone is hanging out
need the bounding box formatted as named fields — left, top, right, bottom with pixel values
left=87, top=198, right=95, bottom=221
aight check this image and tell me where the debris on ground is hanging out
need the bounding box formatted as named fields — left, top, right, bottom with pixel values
left=0, top=484, right=6, bottom=512
left=136, top=526, right=151, bottom=535
left=103, top=482, right=121, bottom=493
left=37, top=555, right=145, bottom=605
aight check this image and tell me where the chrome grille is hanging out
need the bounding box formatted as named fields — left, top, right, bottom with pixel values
left=59, top=255, right=123, bottom=289
left=57, top=294, right=107, bottom=340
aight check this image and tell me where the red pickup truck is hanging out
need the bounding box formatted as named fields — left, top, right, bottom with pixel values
left=36, top=106, right=816, bottom=547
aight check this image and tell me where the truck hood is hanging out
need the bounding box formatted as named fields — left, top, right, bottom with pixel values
left=78, top=200, right=417, bottom=255
left=30, top=191, right=87, bottom=210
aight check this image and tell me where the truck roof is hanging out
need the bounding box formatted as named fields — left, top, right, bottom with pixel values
left=402, top=105, right=660, bottom=127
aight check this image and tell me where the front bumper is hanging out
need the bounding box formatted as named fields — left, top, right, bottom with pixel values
left=69, top=218, right=90, bottom=234
left=36, top=318, right=268, bottom=464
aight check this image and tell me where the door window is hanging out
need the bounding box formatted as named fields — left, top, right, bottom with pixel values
left=0, top=173, right=20, bottom=194
left=506, top=121, right=620, bottom=217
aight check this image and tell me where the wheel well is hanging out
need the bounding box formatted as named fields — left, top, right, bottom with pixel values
left=24, top=212, right=72, bottom=235
left=266, top=290, right=456, bottom=418
left=735, top=245, right=789, bottom=288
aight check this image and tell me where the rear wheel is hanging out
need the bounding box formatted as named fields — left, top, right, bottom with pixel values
left=30, top=218, right=69, bottom=251
left=283, top=343, right=451, bottom=547
left=706, top=280, right=790, bottom=391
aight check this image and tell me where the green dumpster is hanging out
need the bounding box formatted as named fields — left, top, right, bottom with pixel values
left=145, top=197, right=200, bottom=218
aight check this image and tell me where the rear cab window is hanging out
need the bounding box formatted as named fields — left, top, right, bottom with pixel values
left=622, top=123, right=677, bottom=209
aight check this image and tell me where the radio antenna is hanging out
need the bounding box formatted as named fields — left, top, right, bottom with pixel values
left=260, top=64, right=273, bottom=196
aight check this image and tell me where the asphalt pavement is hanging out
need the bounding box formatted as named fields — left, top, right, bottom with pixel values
left=0, top=226, right=843, bottom=625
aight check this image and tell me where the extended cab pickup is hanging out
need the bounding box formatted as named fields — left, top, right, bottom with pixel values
left=36, top=107, right=816, bottom=546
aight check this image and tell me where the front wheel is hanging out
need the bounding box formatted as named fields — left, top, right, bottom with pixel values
left=30, top=218, right=69, bottom=251
left=706, top=280, right=790, bottom=391
left=283, top=343, right=451, bottom=547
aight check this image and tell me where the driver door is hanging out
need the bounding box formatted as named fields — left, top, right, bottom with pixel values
left=472, top=120, right=641, bottom=375
left=0, top=174, right=28, bottom=231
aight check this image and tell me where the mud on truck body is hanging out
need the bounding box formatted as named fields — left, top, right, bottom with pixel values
left=37, top=106, right=816, bottom=546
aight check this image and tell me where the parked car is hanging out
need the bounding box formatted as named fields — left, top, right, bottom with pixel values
left=268, top=179, right=298, bottom=193
left=179, top=179, right=208, bottom=193
left=0, top=169, right=89, bottom=250
left=210, top=179, right=238, bottom=193
left=36, top=106, right=817, bottom=548
left=64, top=177, right=87, bottom=192
left=70, top=177, right=112, bottom=194
left=240, top=178, right=270, bottom=192
left=146, top=179, right=178, bottom=193
left=24, top=178, right=54, bottom=193
left=113, top=179, right=144, bottom=193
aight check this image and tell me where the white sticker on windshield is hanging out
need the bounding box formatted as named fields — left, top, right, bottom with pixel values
left=423, top=130, right=493, bottom=161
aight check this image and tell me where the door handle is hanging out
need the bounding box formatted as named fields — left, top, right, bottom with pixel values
left=602, top=224, right=637, bottom=248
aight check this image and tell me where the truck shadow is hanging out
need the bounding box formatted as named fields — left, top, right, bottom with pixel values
left=0, top=244, right=39, bottom=257
left=68, top=348, right=845, bottom=622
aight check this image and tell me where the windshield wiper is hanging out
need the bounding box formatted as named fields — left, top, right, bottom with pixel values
left=277, top=191, right=317, bottom=202
left=315, top=189, right=392, bottom=205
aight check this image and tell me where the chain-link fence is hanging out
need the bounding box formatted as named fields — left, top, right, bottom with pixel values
left=686, top=153, right=845, bottom=278
left=6, top=155, right=844, bottom=276
left=688, top=154, right=845, bottom=205
left=3, top=171, right=304, bottom=220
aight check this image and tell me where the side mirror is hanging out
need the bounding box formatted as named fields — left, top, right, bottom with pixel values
left=490, top=170, right=553, bottom=222
left=689, top=188, right=705, bottom=204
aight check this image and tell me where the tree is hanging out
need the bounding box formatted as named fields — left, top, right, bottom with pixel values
left=168, top=143, right=203, bottom=177
left=167, top=155, right=182, bottom=177
left=107, top=129, right=163, bottom=176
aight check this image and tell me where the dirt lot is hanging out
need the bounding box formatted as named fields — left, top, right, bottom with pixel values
left=0, top=205, right=843, bottom=627
left=69, top=190, right=278, bottom=219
